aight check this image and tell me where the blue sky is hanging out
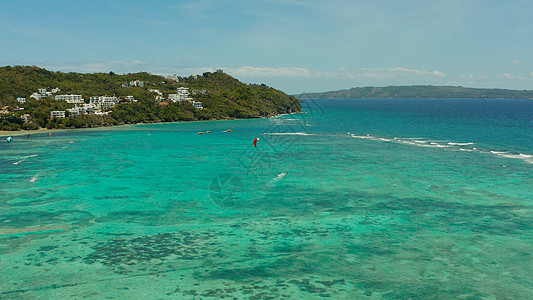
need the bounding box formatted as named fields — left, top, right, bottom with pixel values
left=1, top=0, right=532, bottom=94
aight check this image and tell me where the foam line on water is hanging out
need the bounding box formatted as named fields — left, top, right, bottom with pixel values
left=262, top=132, right=314, bottom=136
left=267, top=172, right=289, bottom=187
left=12, top=154, right=39, bottom=165
left=349, top=133, right=533, bottom=164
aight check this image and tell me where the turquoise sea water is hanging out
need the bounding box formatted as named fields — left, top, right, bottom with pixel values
left=1, top=99, right=532, bottom=299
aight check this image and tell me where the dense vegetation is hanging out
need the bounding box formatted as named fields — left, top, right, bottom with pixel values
left=0, top=66, right=301, bottom=131
left=295, top=85, right=533, bottom=99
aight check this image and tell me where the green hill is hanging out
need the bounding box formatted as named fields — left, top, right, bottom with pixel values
left=0, top=66, right=301, bottom=131
left=295, top=85, right=533, bottom=99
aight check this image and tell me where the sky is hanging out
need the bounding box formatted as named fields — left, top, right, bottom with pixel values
left=1, top=0, right=532, bottom=94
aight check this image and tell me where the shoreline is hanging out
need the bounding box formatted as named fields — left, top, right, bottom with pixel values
left=0, top=111, right=303, bottom=137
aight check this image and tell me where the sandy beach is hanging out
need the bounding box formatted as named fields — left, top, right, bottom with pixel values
left=0, top=113, right=301, bottom=139
left=0, top=127, right=74, bottom=137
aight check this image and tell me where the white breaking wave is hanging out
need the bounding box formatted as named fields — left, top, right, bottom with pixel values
left=274, top=172, right=288, bottom=181
left=267, top=172, right=289, bottom=187
left=263, top=132, right=313, bottom=136
left=490, top=151, right=533, bottom=164
left=349, top=133, right=533, bottom=164
left=13, top=154, right=39, bottom=165
left=448, top=142, right=474, bottom=146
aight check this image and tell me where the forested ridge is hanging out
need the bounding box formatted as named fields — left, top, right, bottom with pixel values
left=295, top=85, right=533, bottom=99
left=0, top=66, right=301, bottom=131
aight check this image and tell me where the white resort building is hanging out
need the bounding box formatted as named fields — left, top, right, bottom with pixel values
left=192, top=101, right=203, bottom=109
left=90, top=96, right=119, bottom=109
left=55, top=94, right=84, bottom=104
left=50, top=111, right=66, bottom=118
left=29, top=88, right=59, bottom=100
left=168, top=87, right=193, bottom=102
left=167, top=87, right=203, bottom=109
left=67, top=103, right=97, bottom=116
left=123, top=95, right=137, bottom=102
left=129, top=80, right=144, bottom=88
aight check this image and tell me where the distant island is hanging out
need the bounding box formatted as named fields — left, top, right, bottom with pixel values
left=294, top=85, right=533, bottom=99
left=0, top=66, right=301, bottom=131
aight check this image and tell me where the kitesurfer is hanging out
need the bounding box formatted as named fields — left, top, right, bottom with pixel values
left=253, top=138, right=259, bottom=147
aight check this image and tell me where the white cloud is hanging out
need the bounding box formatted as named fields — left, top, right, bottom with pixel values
left=503, top=72, right=528, bottom=80
left=225, top=66, right=317, bottom=78
left=43, top=60, right=149, bottom=73
left=30, top=61, right=533, bottom=92
left=460, top=74, right=475, bottom=80
left=320, top=67, right=446, bottom=80
left=214, top=66, right=448, bottom=83
left=512, top=59, right=522, bottom=65
left=38, top=62, right=448, bottom=85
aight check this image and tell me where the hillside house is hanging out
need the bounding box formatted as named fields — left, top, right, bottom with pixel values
left=55, top=94, right=84, bottom=104
left=129, top=80, right=144, bottom=88
left=50, top=111, right=66, bottom=118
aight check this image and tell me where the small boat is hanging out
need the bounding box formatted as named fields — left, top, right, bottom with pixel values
left=198, top=132, right=204, bottom=135
left=206, top=131, right=211, bottom=133
left=226, top=129, right=233, bottom=132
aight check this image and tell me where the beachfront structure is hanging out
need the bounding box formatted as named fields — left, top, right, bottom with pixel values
left=82, top=103, right=97, bottom=114
left=67, top=103, right=97, bottom=116
left=22, top=114, right=31, bottom=123
left=192, top=101, right=203, bottom=109
left=149, top=89, right=163, bottom=96
left=124, top=95, right=136, bottom=102
left=89, top=96, right=100, bottom=105
left=30, top=88, right=56, bottom=100
left=38, top=89, right=52, bottom=97
left=30, top=90, right=53, bottom=100
left=67, top=107, right=81, bottom=116
left=193, top=101, right=203, bottom=109
left=50, top=111, right=66, bottom=118
left=30, top=92, right=42, bottom=100
left=101, top=96, right=119, bottom=108
left=90, top=96, right=119, bottom=109
left=167, top=94, right=181, bottom=102
left=192, top=89, right=208, bottom=95
left=17, top=97, right=26, bottom=104
left=169, top=87, right=193, bottom=102
left=93, top=111, right=110, bottom=116
left=150, top=89, right=165, bottom=102
left=177, top=87, right=191, bottom=96
left=129, top=80, right=144, bottom=88
left=167, top=75, right=181, bottom=82
left=55, top=94, right=84, bottom=104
